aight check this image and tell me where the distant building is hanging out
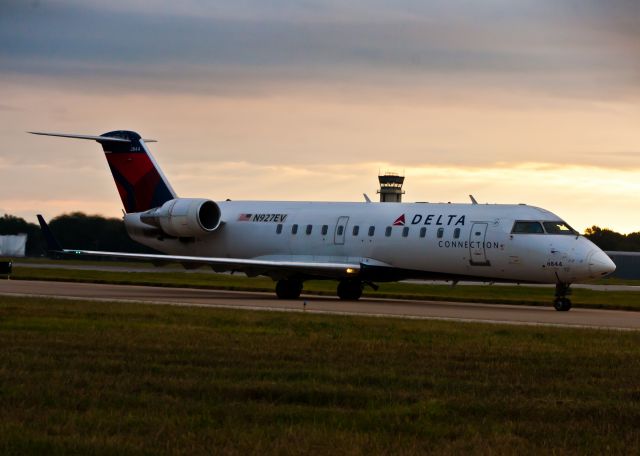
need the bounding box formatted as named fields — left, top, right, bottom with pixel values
left=0, top=234, right=27, bottom=257
left=377, top=172, right=405, bottom=203
left=605, top=251, right=640, bottom=280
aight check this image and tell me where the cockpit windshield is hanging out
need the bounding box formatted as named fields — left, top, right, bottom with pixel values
left=512, top=221, right=544, bottom=234
left=543, top=221, right=577, bottom=235
left=511, top=220, right=578, bottom=235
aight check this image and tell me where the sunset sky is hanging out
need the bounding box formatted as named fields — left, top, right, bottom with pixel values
left=1, top=0, right=639, bottom=233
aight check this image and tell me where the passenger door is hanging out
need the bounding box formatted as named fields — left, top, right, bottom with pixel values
left=469, top=222, right=491, bottom=266
left=334, top=216, right=349, bottom=245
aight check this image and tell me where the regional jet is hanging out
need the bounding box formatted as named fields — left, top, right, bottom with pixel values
left=30, top=130, right=616, bottom=311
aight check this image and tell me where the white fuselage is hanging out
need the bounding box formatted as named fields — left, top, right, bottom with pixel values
left=125, top=201, right=613, bottom=284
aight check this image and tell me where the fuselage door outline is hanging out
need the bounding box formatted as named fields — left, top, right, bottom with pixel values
left=469, top=222, right=491, bottom=266
left=334, top=216, right=349, bottom=245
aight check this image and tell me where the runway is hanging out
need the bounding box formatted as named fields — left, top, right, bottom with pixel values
left=1, top=279, right=640, bottom=330
left=14, top=262, right=640, bottom=291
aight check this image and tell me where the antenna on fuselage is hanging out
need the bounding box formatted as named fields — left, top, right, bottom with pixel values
left=469, top=195, right=479, bottom=205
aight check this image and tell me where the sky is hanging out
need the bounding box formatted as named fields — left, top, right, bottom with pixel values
left=1, top=0, right=639, bottom=233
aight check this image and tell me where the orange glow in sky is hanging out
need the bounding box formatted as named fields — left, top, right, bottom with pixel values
left=1, top=1, right=639, bottom=233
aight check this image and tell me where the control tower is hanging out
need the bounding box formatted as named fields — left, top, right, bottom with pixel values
left=377, top=172, right=405, bottom=203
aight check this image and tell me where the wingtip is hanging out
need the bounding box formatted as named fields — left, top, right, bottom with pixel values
left=36, top=214, right=63, bottom=252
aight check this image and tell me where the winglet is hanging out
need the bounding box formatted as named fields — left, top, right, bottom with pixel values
left=37, top=215, right=62, bottom=252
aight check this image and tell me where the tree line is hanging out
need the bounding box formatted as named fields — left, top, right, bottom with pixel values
left=584, top=226, right=640, bottom=252
left=0, top=212, right=639, bottom=256
left=0, top=213, right=154, bottom=256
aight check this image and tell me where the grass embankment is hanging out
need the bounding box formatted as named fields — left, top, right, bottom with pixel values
left=1, top=296, right=639, bottom=454
left=10, top=265, right=640, bottom=311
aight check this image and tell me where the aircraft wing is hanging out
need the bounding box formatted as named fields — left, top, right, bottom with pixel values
left=59, top=249, right=360, bottom=279
left=37, top=215, right=360, bottom=280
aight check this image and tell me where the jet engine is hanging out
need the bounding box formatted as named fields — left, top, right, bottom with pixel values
left=138, top=198, right=222, bottom=237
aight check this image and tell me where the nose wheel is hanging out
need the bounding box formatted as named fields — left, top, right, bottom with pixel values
left=553, top=282, right=572, bottom=311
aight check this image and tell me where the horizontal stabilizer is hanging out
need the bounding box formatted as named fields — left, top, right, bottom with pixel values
left=31, top=129, right=171, bottom=213
left=29, top=131, right=130, bottom=143
left=28, top=131, right=157, bottom=143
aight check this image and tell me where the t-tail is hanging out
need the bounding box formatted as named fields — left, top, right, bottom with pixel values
left=29, top=130, right=176, bottom=213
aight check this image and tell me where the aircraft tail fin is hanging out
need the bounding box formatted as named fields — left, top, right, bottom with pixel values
left=29, top=130, right=176, bottom=213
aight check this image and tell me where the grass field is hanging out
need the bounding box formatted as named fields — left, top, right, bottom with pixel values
left=9, top=263, right=640, bottom=311
left=1, top=296, right=639, bottom=455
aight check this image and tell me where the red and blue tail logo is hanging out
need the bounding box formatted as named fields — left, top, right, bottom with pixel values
left=99, top=130, right=176, bottom=213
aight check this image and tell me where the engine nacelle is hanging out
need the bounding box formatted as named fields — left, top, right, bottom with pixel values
left=139, top=198, right=222, bottom=237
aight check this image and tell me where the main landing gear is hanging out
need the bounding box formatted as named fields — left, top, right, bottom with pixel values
left=275, top=278, right=303, bottom=299
left=554, top=282, right=572, bottom=311
left=275, top=278, right=369, bottom=301
left=337, top=279, right=363, bottom=301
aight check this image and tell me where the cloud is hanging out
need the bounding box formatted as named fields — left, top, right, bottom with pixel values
left=1, top=1, right=639, bottom=233
left=1, top=0, right=638, bottom=99
left=169, top=156, right=638, bottom=233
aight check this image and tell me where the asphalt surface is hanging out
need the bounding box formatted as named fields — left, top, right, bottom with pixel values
left=14, top=262, right=640, bottom=291
left=1, top=280, right=640, bottom=330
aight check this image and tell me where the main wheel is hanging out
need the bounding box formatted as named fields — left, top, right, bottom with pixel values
left=275, top=279, right=303, bottom=299
left=553, top=297, right=572, bottom=311
left=337, top=280, right=362, bottom=300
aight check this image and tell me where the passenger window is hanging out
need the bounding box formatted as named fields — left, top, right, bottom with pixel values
left=337, top=226, right=344, bottom=236
left=306, top=224, right=312, bottom=235
left=419, top=227, right=426, bottom=238
left=368, top=226, right=375, bottom=236
left=454, top=228, right=460, bottom=239
left=276, top=224, right=283, bottom=234
left=352, top=225, right=359, bottom=236
left=512, top=221, right=544, bottom=234
left=321, top=225, right=328, bottom=235
left=292, top=224, right=298, bottom=235
left=402, top=227, right=409, bottom=237
left=437, top=228, right=444, bottom=238
left=385, top=226, right=392, bottom=237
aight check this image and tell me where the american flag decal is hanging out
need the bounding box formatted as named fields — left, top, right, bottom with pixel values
left=237, top=213, right=288, bottom=222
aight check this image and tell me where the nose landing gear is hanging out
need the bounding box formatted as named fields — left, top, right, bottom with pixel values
left=553, top=282, right=572, bottom=311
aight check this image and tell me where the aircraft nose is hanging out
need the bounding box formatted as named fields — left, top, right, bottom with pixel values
left=587, top=250, right=616, bottom=278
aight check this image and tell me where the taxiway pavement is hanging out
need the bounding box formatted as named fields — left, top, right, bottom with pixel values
left=14, top=262, right=639, bottom=291
left=1, top=280, right=640, bottom=330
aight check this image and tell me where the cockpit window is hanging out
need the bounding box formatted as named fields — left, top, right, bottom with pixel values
left=512, top=221, right=544, bottom=234
left=543, top=221, right=577, bottom=235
